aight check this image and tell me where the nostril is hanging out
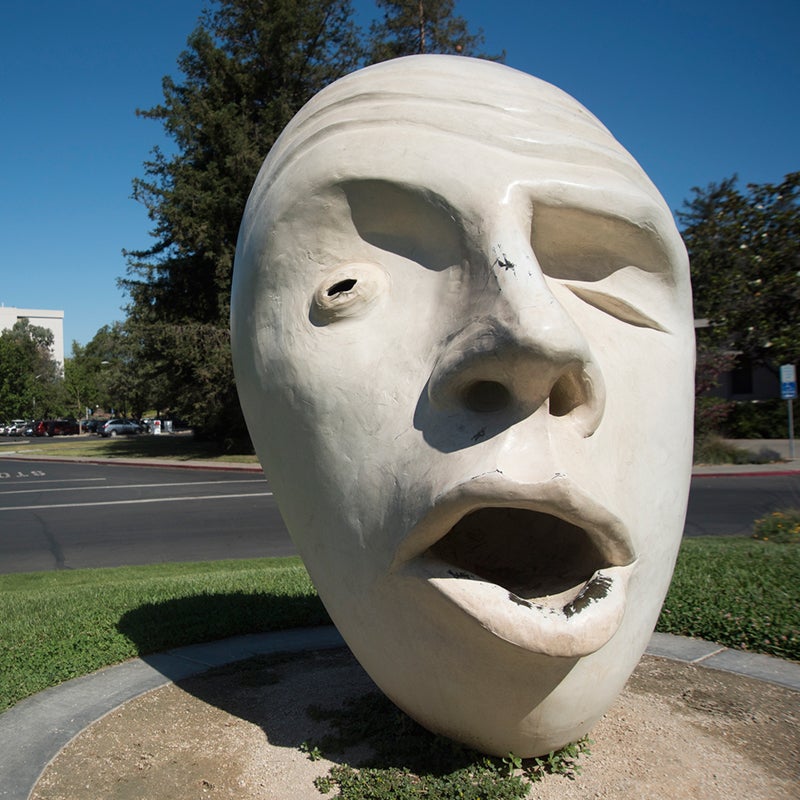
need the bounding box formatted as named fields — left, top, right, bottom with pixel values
left=463, top=380, right=512, bottom=413
left=549, top=372, right=585, bottom=417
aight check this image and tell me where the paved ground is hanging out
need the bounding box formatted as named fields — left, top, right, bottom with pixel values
left=2, top=442, right=797, bottom=798
left=2, top=628, right=798, bottom=800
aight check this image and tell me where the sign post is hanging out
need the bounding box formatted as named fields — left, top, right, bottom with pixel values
left=780, top=364, right=797, bottom=459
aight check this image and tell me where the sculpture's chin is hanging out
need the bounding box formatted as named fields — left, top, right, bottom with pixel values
left=399, top=506, right=635, bottom=658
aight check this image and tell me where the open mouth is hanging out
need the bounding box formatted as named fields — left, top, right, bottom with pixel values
left=394, top=476, right=636, bottom=657
left=429, top=507, right=614, bottom=610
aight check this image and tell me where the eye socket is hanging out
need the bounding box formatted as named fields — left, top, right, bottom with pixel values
left=311, top=263, right=390, bottom=325
left=342, top=179, right=464, bottom=271
left=532, top=203, right=674, bottom=332
left=532, top=204, right=670, bottom=282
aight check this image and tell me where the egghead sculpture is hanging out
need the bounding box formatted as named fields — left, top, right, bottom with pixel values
left=231, top=55, right=695, bottom=758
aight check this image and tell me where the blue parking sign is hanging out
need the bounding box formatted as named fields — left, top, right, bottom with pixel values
left=780, top=364, right=797, bottom=399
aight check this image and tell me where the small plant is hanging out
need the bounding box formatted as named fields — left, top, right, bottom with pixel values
left=300, top=741, right=323, bottom=761
left=752, top=509, right=800, bottom=544
left=524, top=738, right=590, bottom=780
left=304, top=692, right=591, bottom=799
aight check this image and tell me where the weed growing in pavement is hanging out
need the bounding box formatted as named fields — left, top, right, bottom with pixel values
left=302, top=691, right=590, bottom=799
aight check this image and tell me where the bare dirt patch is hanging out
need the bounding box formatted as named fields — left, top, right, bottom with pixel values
left=31, top=650, right=799, bottom=800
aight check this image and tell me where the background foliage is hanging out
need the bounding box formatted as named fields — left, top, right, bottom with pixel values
left=4, top=1, right=796, bottom=445
left=118, top=0, right=486, bottom=441
left=0, top=320, right=62, bottom=421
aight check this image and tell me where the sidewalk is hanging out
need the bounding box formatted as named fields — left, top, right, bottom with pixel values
left=5, top=439, right=800, bottom=476
left=1, top=627, right=798, bottom=800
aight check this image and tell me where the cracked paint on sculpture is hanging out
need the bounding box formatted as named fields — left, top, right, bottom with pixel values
left=231, top=55, right=695, bottom=757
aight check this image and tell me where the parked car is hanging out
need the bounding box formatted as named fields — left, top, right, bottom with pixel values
left=100, top=418, right=141, bottom=437
left=4, top=420, right=28, bottom=436
left=83, top=418, right=105, bottom=434
left=44, top=419, right=80, bottom=436
left=22, top=421, right=40, bottom=437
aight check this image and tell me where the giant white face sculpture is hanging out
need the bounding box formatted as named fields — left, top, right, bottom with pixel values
left=232, top=55, right=694, bottom=757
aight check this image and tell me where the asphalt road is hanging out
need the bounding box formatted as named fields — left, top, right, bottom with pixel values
left=0, top=457, right=798, bottom=573
left=0, top=458, right=293, bottom=574
left=684, top=473, right=800, bottom=537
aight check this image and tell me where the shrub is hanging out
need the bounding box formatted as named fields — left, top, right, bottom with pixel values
left=724, top=399, right=798, bottom=439
left=752, top=509, right=800, bottom=545
left=694, top=435, right=752, bottom=464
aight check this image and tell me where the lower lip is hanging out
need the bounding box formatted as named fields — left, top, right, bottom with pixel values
left=401, top=558, right=635, bottom=658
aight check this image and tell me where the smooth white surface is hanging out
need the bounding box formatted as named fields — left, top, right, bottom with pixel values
left=232, top=55, right=694, bottom=757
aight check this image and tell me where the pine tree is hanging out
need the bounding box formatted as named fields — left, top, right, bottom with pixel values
left=123, top=0, right=495, bottom=441
left=368, top=0, right=497, bottom=61
left=122, top=0, right=363, bottom=438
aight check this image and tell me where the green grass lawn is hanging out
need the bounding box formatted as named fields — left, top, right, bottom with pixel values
left=4, top=432, right=260, bottom=463
left=0, top=557, right=327, bottom=711
left=658, top=537, right=799, bottom=660
left=1, top=538, right=797, bottom=714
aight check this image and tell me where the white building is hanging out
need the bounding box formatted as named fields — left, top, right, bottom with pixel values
left=0, top=306, right=65, bottom=368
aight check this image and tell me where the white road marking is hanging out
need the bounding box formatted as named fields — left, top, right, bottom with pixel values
left=0, top=479, right=266, bottom=496
left=0, top=478, right=106, bottom=486
left=0, top=492, right=273, bottom=512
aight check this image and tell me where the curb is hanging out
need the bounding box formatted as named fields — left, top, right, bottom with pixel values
left=1, top=627, right=797, bottom=800
left=0, top=453, right=263, bottom=473
left=3, top=450, right=800, bottom=477
left=692, top=468, right=800, bottom=478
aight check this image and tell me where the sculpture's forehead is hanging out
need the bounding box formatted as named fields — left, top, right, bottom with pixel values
left=238, top=56, right=686, bottom=287
left=255, top=56, right=665, bottom=218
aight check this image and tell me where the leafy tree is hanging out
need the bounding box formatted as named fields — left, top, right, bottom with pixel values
left=680, top=172, right=800, bottom=370
left=0, top=320, right=62, bottom=420
left=86, top=324, right=151, bottom=418
left=122, top=0, right=364, bottom=439
left=368, top=0, right=497, bottom=61
left=693, top=341, right=736, bottom=439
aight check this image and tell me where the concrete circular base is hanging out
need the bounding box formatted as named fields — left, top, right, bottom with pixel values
left=28, top=647, right=800, bottom=800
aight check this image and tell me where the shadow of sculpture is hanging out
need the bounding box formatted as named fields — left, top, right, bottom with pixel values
left=117, top=592, right=330, bottom=662
left=117, top=596, right=525, bottom=774
left=155, top=646, right=499, bottom=777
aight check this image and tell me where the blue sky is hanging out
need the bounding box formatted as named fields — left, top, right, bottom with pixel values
left=2, top=0, right=797, bottom=349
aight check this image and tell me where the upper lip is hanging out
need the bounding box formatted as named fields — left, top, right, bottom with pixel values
left=391, top=470, right=636, bottom=573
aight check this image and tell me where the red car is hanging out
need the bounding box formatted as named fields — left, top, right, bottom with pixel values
left=43, top=419, right=80, bottom=436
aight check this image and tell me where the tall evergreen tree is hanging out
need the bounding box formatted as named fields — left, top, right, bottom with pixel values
left=122, top=0, right=364, bottom=438
left=368, top=0, right=496, bottom=61
left=123, top=0, right=495, bottom=441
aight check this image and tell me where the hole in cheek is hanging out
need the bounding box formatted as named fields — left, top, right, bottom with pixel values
left=310, top=263, right=390, bottom=326
left=327, top=278, right=357, bottom=297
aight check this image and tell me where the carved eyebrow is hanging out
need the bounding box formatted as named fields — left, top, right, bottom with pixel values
left=340, top=179, right=464, bottom=271
left=563, top=284, right=669, bottom=332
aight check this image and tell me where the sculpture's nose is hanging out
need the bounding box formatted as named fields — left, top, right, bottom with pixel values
left=427, top=235, right=605, bottom=437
